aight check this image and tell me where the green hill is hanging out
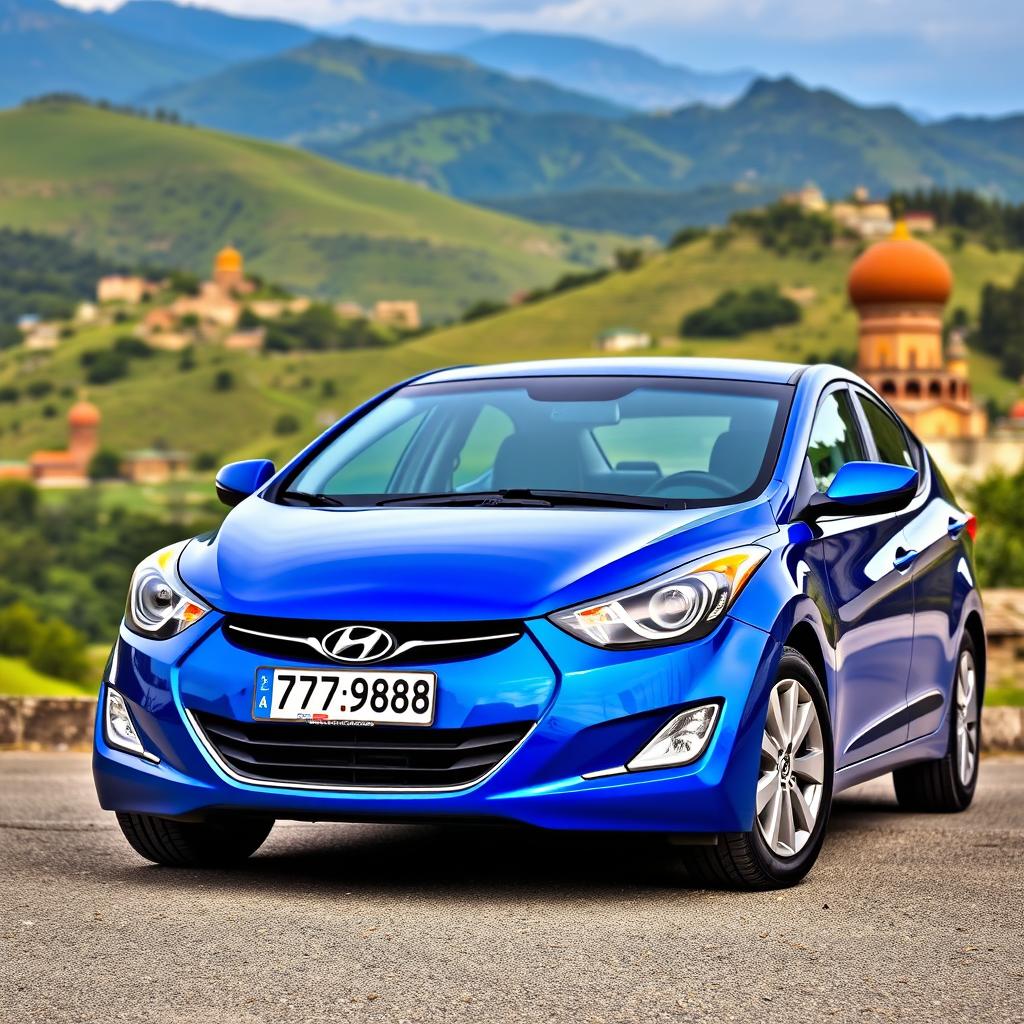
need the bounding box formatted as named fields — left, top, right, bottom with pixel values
left=1, top=228, right=1020, bottom=469
left=0, top=0, right=222, bottom=108
left=327, top=78, right=1024, bottom=237
left=141, top=36, right=623, bottom=146
left=0, top=101, right=620, bottom=319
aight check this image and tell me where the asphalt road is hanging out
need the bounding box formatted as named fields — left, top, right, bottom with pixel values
left=1, top=754, right=1022, bottom=1024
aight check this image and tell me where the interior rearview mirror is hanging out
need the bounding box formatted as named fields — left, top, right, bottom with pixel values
left=215, top=459, right=276, bottom=508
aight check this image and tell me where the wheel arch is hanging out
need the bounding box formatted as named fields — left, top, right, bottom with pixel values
left=785, top=620, right=829, bottom=702
left=963, top=609, right=986, bottom=697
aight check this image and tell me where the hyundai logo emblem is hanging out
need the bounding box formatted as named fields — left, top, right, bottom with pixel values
left=320, top=625, right=397, bottom=663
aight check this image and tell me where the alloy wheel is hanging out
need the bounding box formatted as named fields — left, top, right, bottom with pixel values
left=756, top=677, right=825, bottom=857
left=955, top=650, right=979, bottom=788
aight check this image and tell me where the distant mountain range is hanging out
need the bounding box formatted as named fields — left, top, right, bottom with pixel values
left=91, top=0, right=315, bottom=64
left=321, top=78, right=1024, bottom=237
left=2, top=0, right=1024, bottom=243
left=140, top=36, right=624, bottom=144
left=331, top=19, right=755, bottom=110
left=0, top=0, right=220, bottom=107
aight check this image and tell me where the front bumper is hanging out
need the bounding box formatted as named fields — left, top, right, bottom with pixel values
left=94, top=614, right=779, bottom=833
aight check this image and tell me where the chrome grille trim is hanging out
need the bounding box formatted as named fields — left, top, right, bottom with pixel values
left=226, top=624, right=521, bottom=664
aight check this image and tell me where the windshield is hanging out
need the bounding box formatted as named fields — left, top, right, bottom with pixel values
left=285, top=375, right=792, bottom=508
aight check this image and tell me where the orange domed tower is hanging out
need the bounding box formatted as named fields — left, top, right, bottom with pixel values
left=213, top=244, right=245, bottom=293
left=849, top=221, right=986, bottom=440
left=68, top=400, right=100, bottom=463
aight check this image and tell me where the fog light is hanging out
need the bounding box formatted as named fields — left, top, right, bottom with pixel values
left=627, top=703, right=720, bottom=771
left=104, top=688, right=145, bottom=757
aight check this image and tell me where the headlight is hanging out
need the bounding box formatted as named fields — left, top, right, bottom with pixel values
left=125, top=541, right=210, bottom=640
left=549, top=545, right=768, bottom=648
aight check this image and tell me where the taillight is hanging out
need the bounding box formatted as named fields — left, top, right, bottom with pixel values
left=965, top=514, right=978, bottom=541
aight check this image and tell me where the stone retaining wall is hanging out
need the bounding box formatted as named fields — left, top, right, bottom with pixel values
left=0, top=697, right=97, bottom=750
left=1, top=697, right=1023, bottom=754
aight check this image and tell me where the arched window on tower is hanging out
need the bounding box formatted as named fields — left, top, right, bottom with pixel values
left=949, top=380, right=959, bottom=399
left=881, top=379, right=897, bottom=397
left=878, top=343, right=891, bottom=369
left=929, top=380, right=942, bottom=398
left=907, top=348, right=918, bottom=369
left=906, top=379, right=922, bottom=398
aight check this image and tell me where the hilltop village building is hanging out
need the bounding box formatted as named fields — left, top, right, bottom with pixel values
left=783, top=184, right=935, bottom=239
left=0, top=401, right=189, bottom=487
left=0, top=401, right=100, bottom=486
left=849, top=222, right=1021, bottom=482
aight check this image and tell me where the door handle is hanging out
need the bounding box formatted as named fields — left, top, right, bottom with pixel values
left=893, top=547, right=918, bottom=572
left=947, top=517, right=967, bottom=540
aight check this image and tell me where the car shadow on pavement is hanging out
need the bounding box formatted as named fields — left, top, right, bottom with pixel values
left=104, top=788, right=906, bottom=899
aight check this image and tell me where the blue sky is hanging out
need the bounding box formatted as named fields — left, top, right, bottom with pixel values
left=67, top=0, right=1024, bottom=115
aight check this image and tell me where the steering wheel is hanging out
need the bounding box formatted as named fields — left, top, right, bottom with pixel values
left=647, top=470, right=737, bottom=498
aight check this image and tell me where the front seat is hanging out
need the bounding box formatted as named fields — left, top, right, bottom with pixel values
left=709, top=427, right=766, bottom=492
left=492, top=432, right=584, bottom=491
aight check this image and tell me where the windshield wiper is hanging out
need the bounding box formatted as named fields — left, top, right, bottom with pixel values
left=375, top=490, right=552, bottom=508
left=375, top=489, right=674, bottom=510
left=281, top=491, right=348, bottom=507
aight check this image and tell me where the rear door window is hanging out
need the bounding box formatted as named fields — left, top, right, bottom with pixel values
left=856, top=393, right=916, bottom=470
left=807, top=390, right=867, bottom=491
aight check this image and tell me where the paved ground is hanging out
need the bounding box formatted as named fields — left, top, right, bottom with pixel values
left=1, top=754, right=1022, bottom=1024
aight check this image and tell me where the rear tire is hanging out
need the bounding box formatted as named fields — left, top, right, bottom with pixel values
left=682, top=648, right=834, bottom=890
left=116, top=812, right=274, bottom=868
left=893, top=633, right=980, bottom=813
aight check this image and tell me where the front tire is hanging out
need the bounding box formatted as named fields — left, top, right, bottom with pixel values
left=682, top=648, right=834, bottom=890
left=893, top=634, right=980, bottom=813
left=116, top=812, right=274, bottom=868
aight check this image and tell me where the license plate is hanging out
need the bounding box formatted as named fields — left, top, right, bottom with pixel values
left=252, top=667, right=436, bottom=726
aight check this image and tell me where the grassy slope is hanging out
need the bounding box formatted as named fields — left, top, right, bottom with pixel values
left=0, top=103, right=619, bottom=319
left=1, top=231, right=1019, bottom=465
left=0, top=654, right=98, bottom=697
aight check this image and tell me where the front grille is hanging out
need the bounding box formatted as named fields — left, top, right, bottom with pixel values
left=222, top=615, right=523, bottom=666
left=193, top=711, right=533, bottom=789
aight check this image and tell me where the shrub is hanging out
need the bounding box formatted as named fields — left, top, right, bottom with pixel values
left=461, top=299, right=507, bottom=323
left=681, top=286, right=801, bottom=339
left=274, top=413, right=300, bottom=436
left=213, top=369, right=235, bottom=392
left=114, top=336, right=152, bottom=359
left=28, top=619, right=90, bottom=683
left=614, top=247, right=646, bottom=271
left=0, top=601, right=42, bottom=657
left=80, top=349, right=129, bottom=384
left=666, top=226, right=707, bottom=250
left=88, top=449, right=122, bottom=481
left=26, top=380, right=54, bottom=398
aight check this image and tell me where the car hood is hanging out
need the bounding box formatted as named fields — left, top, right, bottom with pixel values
left=179, top=495, right=778, bottom=621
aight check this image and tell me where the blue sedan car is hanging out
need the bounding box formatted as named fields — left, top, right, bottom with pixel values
left=94, top=358, right=983, bottom=888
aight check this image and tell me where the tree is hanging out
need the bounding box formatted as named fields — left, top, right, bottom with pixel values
left=614, top=247, right=646, bottom=272
left=168, top=271, right=200, bottom=297
left=461, top=299, right=507, bottom=323
left=80, top=348, right=129, bottom=384
left=28, top=619, right=90, bottom=683
left=213, top=369, right=235, bottom=392
left=681, top=286, right=801, bottom=338
left=967, top=467, right=1024, bottom=587
left=88, top=449, right=122, bottom=481
left=0, top=601, right=42, bottom=657
left=274, top=413, right=300, bottom=436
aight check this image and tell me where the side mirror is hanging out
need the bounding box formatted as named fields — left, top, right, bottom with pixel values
left=802, top=461, right=918, bottom=519
left=215, top=459, right=275, bottom=508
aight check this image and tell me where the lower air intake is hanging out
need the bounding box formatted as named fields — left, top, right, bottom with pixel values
left=193, top=711, right=532, bottom=789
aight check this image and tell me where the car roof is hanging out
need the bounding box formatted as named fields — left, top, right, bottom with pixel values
left=418, top=357, right=810, bottom=386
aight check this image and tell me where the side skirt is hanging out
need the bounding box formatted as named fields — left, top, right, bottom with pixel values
left=834, top=717, right=949, bottom=795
